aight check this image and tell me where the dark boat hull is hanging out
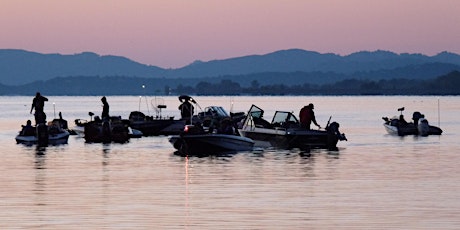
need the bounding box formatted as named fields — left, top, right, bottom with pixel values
left=239, top=128, right=339, bottom=150
left=130, top=119, right=186, bottom=136
left=84, top=120, right=130, bottom=143
left=168, top=134, right=254, bottom=156
left=383, top=123, right=443, bottom=136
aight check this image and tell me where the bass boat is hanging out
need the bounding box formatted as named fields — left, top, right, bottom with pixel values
left=15, top=121, right=70, bottom=146
left=83, top=116, right=131, bottom=143
left=168, top=124, right=254, bottom=157
left=382, top=107, right=442, bottom=136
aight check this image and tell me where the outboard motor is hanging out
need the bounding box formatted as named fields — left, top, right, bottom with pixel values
left=412, top=111, right=423, bottom=126
left=326, top=122, right=347, bottom=141
left=418, top=118, right=430, bottom=136
left=325, top=122, right=347, bottom=151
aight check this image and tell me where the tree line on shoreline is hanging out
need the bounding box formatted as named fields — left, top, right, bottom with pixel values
left=1, top=71, right=459, bottom=96
left=100, top=71, right=460, bottom=96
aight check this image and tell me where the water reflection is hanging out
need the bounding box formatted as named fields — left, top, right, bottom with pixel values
left=2, top=96, right=460, bottom=229
left=33, top=148, right=48, bottom=224
left=34, top=146, right=47, bottom=168
left=102, top=143, right=111, bottom=166
left=184, top=156, right=190, bottom=227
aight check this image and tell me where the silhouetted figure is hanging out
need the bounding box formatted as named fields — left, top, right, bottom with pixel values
left=299, top=103, right=321, bottom=130
left=218, top=118, right=235, bottom=135
left=30, top=92, right=48, bottom=125
left=412, top=111, right=424, bottom=127
left=58, top=112, right=68, bottom=129
left=399, top=114, right=408, bottom=126
left=179, top=99, right=194, bottom=119
left=21, top=120, right=35, bottom=136
left=101, top=96, right=110, bottom=120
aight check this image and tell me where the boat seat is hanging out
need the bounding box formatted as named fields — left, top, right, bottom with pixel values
left=253, top=117, right=272, bottom=128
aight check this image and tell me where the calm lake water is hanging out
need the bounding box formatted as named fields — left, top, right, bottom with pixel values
left=1, top=95, right=460, bottom=229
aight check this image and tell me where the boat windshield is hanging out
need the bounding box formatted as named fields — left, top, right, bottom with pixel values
left=247, top=105, right=263, bottom=119
left=204, top=106, right=230, bottom=117
left=272, top=111, right=298, bottom=124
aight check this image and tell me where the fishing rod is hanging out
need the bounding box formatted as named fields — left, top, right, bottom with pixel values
left=325, top=116, right=332, bottom=129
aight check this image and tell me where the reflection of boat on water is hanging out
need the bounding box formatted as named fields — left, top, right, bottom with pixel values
left=15, top=121, right=70, bottom=146
left=168, top=124, right=255, bottom=157
left=238, top=104, right=347, bottom=151
left=382, top=107, right=443, bottom=136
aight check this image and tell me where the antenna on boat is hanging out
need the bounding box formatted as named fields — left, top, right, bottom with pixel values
left=142, top=85, right=150, bottom=115
left=230, top=97, right=234, bottom=113
left=437, top=98, right=441, bottom=127
left=53, top=102, right=56, bottom=119
left=138, top=96, right=142, bottom=111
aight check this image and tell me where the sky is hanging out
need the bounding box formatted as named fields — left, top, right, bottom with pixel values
left=1, top=0, right=459, bottom=68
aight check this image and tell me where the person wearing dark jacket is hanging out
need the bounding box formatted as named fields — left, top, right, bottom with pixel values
left=30, top=92, right=48, bottom=124
left=178, top=99, right=194, bottom=119
left=101, top=96, right=110, bottom=120
left=299, top=103, right=321, bottom=130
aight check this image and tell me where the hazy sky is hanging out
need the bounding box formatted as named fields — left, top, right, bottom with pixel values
left=1, top=0, right=459, bottom=68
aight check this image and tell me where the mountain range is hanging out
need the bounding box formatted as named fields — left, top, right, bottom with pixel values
left=1, top=49, right=460, bottom=86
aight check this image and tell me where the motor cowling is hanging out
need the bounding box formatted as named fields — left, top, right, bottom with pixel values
left=417, top=118, right=430, bottom=136
left=326, top=122, right=347, bottom=141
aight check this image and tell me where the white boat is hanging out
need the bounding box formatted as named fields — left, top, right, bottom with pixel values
left=238, top=104, right=346, bottom=150
left=382, top=107, right=442, bottom=136
left=15, top=123, right=70, bottom=146
left=72, top=119, right=85, bottom=137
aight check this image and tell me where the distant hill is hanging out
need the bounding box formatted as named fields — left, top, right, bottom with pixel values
left=1, top=49, right=460, bottom=86
left=170, top=49, right=460, bottom=78
left=0, top=49, right=165, bottom=85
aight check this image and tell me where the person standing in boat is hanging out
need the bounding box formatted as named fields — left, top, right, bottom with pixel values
left=178, top=99, right=194, bottom=120
left=299, top=103, right=321, bottom=130
left=30, top=92, right=48, bottom=125
left=101, top=96, right=110, bottom=120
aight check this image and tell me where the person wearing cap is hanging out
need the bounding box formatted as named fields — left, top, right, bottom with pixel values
left=299, top=103, right=321, bottom=130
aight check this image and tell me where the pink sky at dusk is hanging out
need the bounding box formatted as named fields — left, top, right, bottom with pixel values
left=1, top=0, right=459, bottom=68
